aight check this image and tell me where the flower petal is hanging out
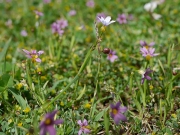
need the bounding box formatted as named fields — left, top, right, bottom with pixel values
left=47, top=125, right=56, bottom=135
left=77, top=120, right=83, bottom=126
left=119, top=106, right=128, bottom=113
left=36, top=58, right=42, bottom=63
left=40, top=127, right=47, bottom=135
left=22, top=49, right=30, bottom=55
left=38, top=51, right=44, bottom=55
left=105, top=16, right=111, bottom=23
left=78, top=129, right=82, bottom=135
left=84, top=128, right=91, bottom=134
left=83, top=119, right=88, bottom=126
left=54, top=119, right=63, bottom=125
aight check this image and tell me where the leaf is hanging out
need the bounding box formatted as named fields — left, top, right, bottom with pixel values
left=76, top=85, right=86, bottom=100
left=8, top=88, right=27, bottom=109
left=94, top=110, right=105, bottom=121
left=0, top=38, right=11, bottom=62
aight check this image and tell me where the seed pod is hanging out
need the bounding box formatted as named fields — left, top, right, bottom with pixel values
left=103, top=48, right=110, bottom=54
left=172, top=71, right=177, bottom=76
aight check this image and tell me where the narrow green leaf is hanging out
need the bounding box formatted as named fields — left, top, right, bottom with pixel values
left=0, top=38, right=11, bottom=62
left=76, top=85, right=86, bottom=100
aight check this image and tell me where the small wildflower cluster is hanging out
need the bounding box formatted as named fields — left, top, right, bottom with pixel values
left=51, top=19, right=68, bottom=36
left=139, top=40, right=159, bottom=84
left=144, top=0, right=164, bottom=20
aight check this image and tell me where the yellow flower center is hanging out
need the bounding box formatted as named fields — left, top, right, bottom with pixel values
left=145, top=45, right=149, bottom=49
left=45, top=118, right=51, bottom=125
left=82, top=125, right=90, bottom=130
left=146, top=55, right=151, bottom=60
left=109, top=54, right=112, bottom=57
left=31, top=54, right=38, bottom=62
left=112, top=109, right=118, bottom=115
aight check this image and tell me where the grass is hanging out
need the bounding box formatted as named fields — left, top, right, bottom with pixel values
left=0, top=0, right=180, bottom=135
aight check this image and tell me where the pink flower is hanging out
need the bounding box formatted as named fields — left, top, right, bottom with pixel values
left=140, top=47, right=159, bottom=60
left=21, top=30, right=28, bottom=37
left=117, top=14, right=127, bottom=24
left=51, top=19, right=68, bottom=36
left=34, top=10, right=44, bottom=16
left=22, top=49, right=44, bottom=63
left=68, top=10, right=76, bottom=16
left=43, top=0, right=51, bottom=3
left=86, top=0, right=95, bottom=8
left=77, top=119, right=91, bottom=135
left=107, top=50, right=118, bottom=62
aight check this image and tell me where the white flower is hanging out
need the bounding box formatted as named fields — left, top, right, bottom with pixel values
left=152, top=13, right=161, bottom=20
left=144, top=2, right=158, bottom=12
left=98, top=16, right=115, bottom=26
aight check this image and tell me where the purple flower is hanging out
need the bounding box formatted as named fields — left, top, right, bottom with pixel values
left=110, top=102, right=127, bottom=125
left=22, top=49, right=44, bottom=63
left=117, top=14, right=127, bottom=24
left=86, top=0, right=95, bottom=8
left=141, top=68, right=153, bottom=84
left=51, top=19, right=68, bottom=36
left=107, top=50, right=118, bottom=62
left=21, top=30, right=28, bottom=37
left=140, top=47, right=159, bottom=60
left=34, top=10, right=44, bottom=16
left=56, top=19, right=68, bottom=29
left=43, top=0, right=51, bottom=3
left=77, top=119, right=91, bottom=135
left=68, top=10, right=76, bottom=16
left=140, top=40, right=155, bottom=48
left=40, top=110, right=63, bottom=135
left=96, top=12, right=106, bottom=22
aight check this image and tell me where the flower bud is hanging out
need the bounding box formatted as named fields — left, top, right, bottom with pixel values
left=102, top=48, right=110, bottom=54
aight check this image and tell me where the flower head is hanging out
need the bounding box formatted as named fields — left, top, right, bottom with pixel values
left=140, top=47, right=159, bottom=60
left=140, top=40, right=155, bottom=48
left=21, top=30, right=28, bottom=37
left=110, top=102, right=127, bottom=125
left=86, top=0, right=95, bottom=8
left=68, top=10, right=76, bottom=16
left=117, top=14, right=127, bottom=24
left=34, top=10, right=44, bottom=17
left=98, top=16, right=115, bottom=26
left=107, top=50, right=118, bottom=62
left=43, top=0, right=51, bottom=3
left=51, top=19, right=68, bottom=36
left=22, top=49, right=44, bottom=63
left=40, top=110, right=63, bottom=135
left=141, top=68, right=153, bottom=84
left=77, top=119, right=90, bottom=135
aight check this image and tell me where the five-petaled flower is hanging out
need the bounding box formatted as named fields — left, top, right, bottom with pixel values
left=140, top=47, right=158, bottom=60
left=141, top=68, right=153, bottom=84
left=40, top=110, right=63, bottom=135
left=98, top=16, right=116, bottom=26
left=107, top=50, right=118, bottom=62
left=22, top=49, right=44, bottom=63
left=110, top=102, right=127, bottom=125
left=77, top=119, right=91, bottom=135
left=117, top=14, right=127, bottom=24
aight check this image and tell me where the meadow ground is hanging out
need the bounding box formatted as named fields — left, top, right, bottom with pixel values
left=0, top=0, right=180, bottom=135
